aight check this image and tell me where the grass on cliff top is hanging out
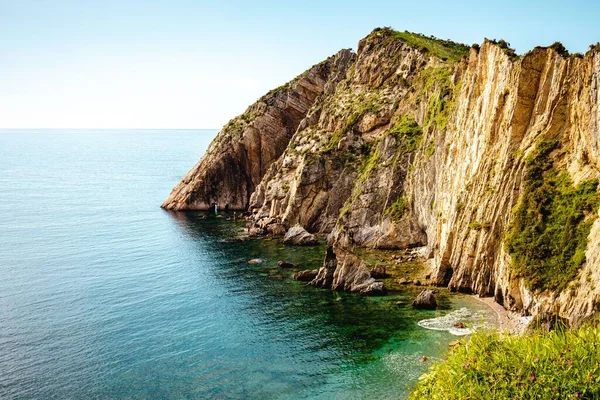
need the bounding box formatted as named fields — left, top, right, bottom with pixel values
left=505, top=140, right=600, bottom=293
left=410, top=323, right=600, bottom=399
left=377, top=28, right=470, bottom=63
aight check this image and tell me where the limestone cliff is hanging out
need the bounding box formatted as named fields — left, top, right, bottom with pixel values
left=165, top=28, right=600, bottom=325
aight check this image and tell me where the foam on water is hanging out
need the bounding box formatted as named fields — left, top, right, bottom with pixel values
left=418, top=307, right=492, bottom=335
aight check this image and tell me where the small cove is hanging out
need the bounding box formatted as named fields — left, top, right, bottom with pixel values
left=0, top=129, right=498, bottom=399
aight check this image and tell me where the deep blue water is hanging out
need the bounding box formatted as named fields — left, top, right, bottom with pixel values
left=0, top=130, right=494, bottom=399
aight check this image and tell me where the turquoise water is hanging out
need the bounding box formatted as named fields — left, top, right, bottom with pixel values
left=0, top=130, right=493, bottom=399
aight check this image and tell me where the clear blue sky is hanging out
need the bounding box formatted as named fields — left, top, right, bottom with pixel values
left=1, top=0, right=599, bottom=129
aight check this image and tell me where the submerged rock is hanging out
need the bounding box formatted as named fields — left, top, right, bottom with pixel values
left=292, top=269, right=319, bottom=282
left=248, top=226, right=267, bottom=237
left=277, top=260, right=295, bottom=268
left=282, top=225, right=318, bottom=246
left=370, top=266, right=389, bottom=279
left=412, top=290, right=437, bottom=309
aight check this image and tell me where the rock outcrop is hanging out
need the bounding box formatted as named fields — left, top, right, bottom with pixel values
left=282, top=225, right=318, bottom=246
left=162, top=49, right=354, bottom=211
left=412, top=290, right=437, bottom=309
left=310, top=247, right=386, bottom=295
left=277, top=260, right=295, bottom=268
left=292, top=269, right=319, bottom=282
left=165, top=27, right=600, bottom=324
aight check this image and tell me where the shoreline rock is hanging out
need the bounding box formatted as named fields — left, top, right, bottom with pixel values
left=282, top=225, right=318, bottom=246
left=412, top=290, right=437, bottom=309
left=292, top=269, right=319, bottom=282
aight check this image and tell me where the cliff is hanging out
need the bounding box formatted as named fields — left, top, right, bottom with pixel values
left=162, top=49, right=354, bottom=211
left=165, top=28, right=600, bottom=325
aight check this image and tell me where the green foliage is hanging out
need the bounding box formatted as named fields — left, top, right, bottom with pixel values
left=385, top=197, right=408, bottom=221
left=358, top=144, right=380, bottom=181
left=425, top=140, right=436, bottom=157
left=323, top=113, right=361, bottom=153
left=323, top=97, right=379, bottom=154
left=421, top=67, right=460, bottom=131
left=387, top=115, right=423, bottom=153
left=410, top=324, right=600, bottom=399
left=487, top=38, right=519, bottom=59
left=549, top=41, right=570, bottom=57
left=375, top=28, right=470, bottom=62
left=505, top=140, right=600, bottom=292
left=469, top=221, right=491, bottom=231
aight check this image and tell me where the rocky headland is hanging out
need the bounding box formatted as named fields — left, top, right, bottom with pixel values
left=163, top=27, right=600, bottom=326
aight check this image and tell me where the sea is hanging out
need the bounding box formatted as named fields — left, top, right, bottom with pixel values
left=0, top=129, right=496, bottom=399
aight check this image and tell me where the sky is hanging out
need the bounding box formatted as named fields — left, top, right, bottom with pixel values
left=1, top=0, right=600, bottom=129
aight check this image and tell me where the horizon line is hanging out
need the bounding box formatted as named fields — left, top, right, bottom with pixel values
left=0, top=127, right=221, bottom=131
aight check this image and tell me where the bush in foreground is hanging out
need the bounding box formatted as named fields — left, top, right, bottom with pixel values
left=410, top=324, right=600, bottom=399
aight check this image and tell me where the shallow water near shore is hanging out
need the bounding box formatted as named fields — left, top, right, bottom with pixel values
left=0, top=130, right=496, bottom=399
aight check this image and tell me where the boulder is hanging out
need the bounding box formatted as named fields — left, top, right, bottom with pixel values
left=282, top=225, right=318, bottom=246
left=248, top=225, right=267, bottom=236
left=277, top=260, right=295, bottom=268
left=292, top=269, right=319, bottom=282
left=267, top=223, right=287, bottom=236
left=353, top=280, right=387, bottom=296
left=412, top=289, right=437, bottom=309
left=370, top=265, right=389, bottom=279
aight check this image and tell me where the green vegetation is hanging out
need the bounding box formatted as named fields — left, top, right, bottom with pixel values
left=420, top=66, right=460, bottom=132
left=387, top=115, right=423, bottom=152
left=323, top=112, right=362, bottom=153
left=549, top=41, right=570, bottom=57
left=411, top=324, right=600, bottom=399
left=468, top=221, right=491, bottom=231
left=322, top=94, right=382, bottom=153
left=505, top=140, right=600, bottom=292
left=339, top=115, right=421, bottom=221
left=425, top=140, right=436, bottom=157
left=375, top=27, right=470, bottom=63
left=385, top=197, right=408, bottom=221
left=487, top=38, right=519, bottom=59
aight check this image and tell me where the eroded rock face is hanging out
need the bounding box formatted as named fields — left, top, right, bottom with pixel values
left=161, top=49, right=355, bottom=211
left=167, top=27, right=600, bottom=322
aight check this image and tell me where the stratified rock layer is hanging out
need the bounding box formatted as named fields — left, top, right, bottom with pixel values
left=165, top=28, right=600, bottom=324
left=162, top=49, right=354, bottom=210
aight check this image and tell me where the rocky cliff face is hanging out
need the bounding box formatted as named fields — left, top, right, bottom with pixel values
left=165, top=28, right=600, bottom=325
left=162, top=49, right=354, bottom=211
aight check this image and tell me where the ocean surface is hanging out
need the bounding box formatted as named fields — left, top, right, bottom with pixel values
left=0, top=129, right=496, bottom=399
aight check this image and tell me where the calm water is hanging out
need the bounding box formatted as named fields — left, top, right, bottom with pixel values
left=0, top=130, right=494, bottom=399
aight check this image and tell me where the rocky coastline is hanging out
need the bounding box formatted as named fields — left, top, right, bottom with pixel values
left=164, top=27, right=600, bottom=327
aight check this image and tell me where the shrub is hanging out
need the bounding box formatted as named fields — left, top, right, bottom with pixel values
left=505, top=140, right=600, bottom=292
left=549, top=41, right=570, bottom=57
left=410, top=324, right=600, bottom=399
